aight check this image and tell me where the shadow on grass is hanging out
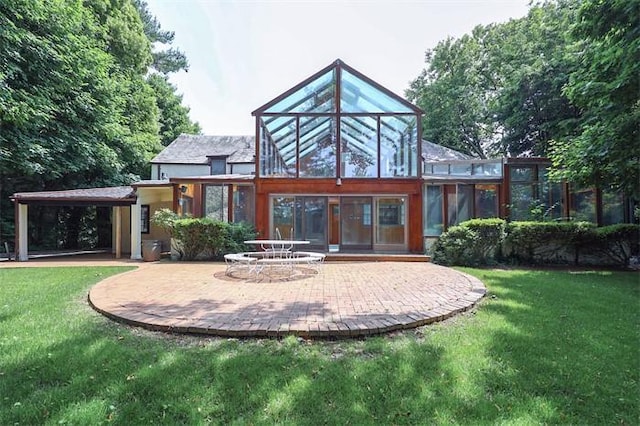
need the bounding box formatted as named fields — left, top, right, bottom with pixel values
left=1, top=267, right=638, bottom=424
left=466, top=269, right=639, bottom=424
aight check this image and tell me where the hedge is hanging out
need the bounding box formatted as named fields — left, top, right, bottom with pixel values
left=432, top=219, right=639, bottom=268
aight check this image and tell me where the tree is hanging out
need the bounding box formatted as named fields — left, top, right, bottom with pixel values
left=407, top=1, right=580, bottom=158
left=406, top=28, right=499, bottom=158
left=147, top=74, right=201, bottom=146
left=549, top=0, right=640, bottom=198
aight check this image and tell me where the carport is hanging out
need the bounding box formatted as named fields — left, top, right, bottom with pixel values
left=10, top=182, right=175, bottom=261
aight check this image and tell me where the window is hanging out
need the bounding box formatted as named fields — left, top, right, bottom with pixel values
left=141, top=205, right=150, bottom=234
left=210, top=157, right=226, bottom=175
left=424, top=185, right=443, bottom=236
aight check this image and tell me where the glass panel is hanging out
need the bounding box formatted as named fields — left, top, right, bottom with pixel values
left=424, top=186, right=443, bottom=236
left=232, top=185, right=254, bottom=224
left=272, top=197, right=294, bottom=239
left=473, top=162, right=502, bottom=176
left=341, top=197, right=372, bottom=248
left=299, top=116, right=336, bottom=177
left=511, top=166, right=534, bottom=182
left=379, top=116, right=418, bottom=177
left=510, top=183, right=534, bottom=221
left=265, top=69, right=336, bottom=113
left=376, top=198, right=405, bottom=245
left=177, top=184, right=194, bottom=217
left=204, top=185, right=229, bottom=221
left=297, top=197, right=327, bottom=246
left=450, top=163, right=472, bottom=175
left=432, top=163, right=449, bottom=175
left=341, top=69, right=413, bottom=113
left=210, top=158, right=226, bottom=175
left=602, top=189, right=625, bottom=225
left=341, top=116, right=377, bottom=177
left=475, top=184, right=498, bottom=218
left=261, top=118, right=296, bottom=177
left=570, top=188, right=596, bottom=222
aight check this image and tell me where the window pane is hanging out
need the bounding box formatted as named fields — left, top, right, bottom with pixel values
left=265, top=69, right=336, bottom=113
left=376, top=198, right=405, bottom=245
left=380, top=116, right=418, bottom=177
left=272, top=197, right=294, bottom=239
left=233, top=185, right=254, bottom=224
left=424, top=186, right=443, bottom=236
left=475, top=184, right=498, bottom=218
left=341, top=116, right=377, bottom=177
left=341, top=69, right=413, bottom=113
left=448, top=185, right=473, bottom=226
left=204, top=185, right=228, bottom=221
left=299, top=116, right=336, bottom=177
left=570, top=189, right=596, bottom=222
left=450, top=163, right=471, bottom=175
left=602, top=189, right=625, bottom=225
left=510, top=183, right=534, bottom=221
left=511, top=166, right=534, bottom=182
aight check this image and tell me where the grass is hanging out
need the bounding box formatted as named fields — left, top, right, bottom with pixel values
left=0, top=266, right=638, bottom=425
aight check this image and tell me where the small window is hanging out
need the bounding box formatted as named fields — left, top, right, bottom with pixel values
left=141, top=205, right=150, bottom=234
left=210, top=157, right=227, bottom=175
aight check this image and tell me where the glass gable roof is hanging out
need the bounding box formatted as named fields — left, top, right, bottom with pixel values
left=263, top=69, right=336, bottom=114
left=255, top=60, right=422, bottom=178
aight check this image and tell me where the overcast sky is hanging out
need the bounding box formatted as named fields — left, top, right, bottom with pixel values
left=146, top=0, right=530, bottom=136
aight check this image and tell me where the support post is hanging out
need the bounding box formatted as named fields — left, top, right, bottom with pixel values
left=18, top=203, right=28, bottom=261
left=130, top=202, right=142, bottom=260
left=114, top=206, right=122, bottom=259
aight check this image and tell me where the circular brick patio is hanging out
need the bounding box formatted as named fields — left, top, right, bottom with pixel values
left=88, top=261, right=486, bottom=338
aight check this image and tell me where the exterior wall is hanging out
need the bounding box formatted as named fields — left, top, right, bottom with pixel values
left=255, top=178, right=424, bottom=253
left=136, top=186, right=174, bottom=252
left=151, top=163, right=210, bottom=179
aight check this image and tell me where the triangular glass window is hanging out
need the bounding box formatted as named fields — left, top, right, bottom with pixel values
left=340, top=69, right=414, bottom=113
left=264, top=69, right=336, bottom=113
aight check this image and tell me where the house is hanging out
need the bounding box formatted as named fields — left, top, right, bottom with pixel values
left=10, top=59, right=636, bottom=261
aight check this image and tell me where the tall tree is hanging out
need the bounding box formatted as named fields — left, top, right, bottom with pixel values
left=549, top=0, right=640, bottom=198
left=147, top=74, right=201, bottom=146
left=407, top=1, right=580, bottom=158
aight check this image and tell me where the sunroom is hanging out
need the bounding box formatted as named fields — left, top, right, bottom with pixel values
left=251, top=59, right=425, bottom=254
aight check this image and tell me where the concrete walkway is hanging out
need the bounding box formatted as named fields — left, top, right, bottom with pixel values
left=3, top=256, right=486, bottom=338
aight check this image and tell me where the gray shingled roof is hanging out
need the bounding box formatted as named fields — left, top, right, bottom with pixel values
left=11, top=186, right=136, bottom=203
left=151, top=134, right=254, bottom=165
left=421, top=140, right=473, bottom=162
left=153, top=134, right=470, bottom=165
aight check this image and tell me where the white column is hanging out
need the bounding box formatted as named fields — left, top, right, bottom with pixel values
left=130, top=202, right=142, bottom=260
left=114, top=206, right=122, bottom=259
left=18, top=204, right=28, bottom=261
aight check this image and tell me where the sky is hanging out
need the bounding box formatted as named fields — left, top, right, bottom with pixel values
left=145, top=0, right=531, bottom=136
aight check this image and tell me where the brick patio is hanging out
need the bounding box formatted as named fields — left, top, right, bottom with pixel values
left=86, top=260, right=486, bottom=338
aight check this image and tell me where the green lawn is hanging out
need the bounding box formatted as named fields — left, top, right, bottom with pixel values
left=0, top=266, right=638, bottom=425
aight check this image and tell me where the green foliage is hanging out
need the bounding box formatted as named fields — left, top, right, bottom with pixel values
left=153, top=211, right=257, bottom=260
left=0, top=0, right=199, bottom=247
left=435, top=220, right=640, bottom=267
left=147, top=74, right=201, bottom=146
left=549, top=0, right=640, bottom=198
left=407, top=2, right=578, bottom=158
left=592, top=224, right=640, bottom=267
left=432, top=219, right=506, bottom=266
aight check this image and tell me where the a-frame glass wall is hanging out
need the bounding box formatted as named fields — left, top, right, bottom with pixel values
left=254, top=60, right=422, bottom=179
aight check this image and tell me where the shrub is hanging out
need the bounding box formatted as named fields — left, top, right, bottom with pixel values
left=152, top=209, right=258, bottom=261
left=431, top=218, right=506, bottom=266
left=591, top=224, right=640, bottom=267
left=504, top=221, right=595, bottom=265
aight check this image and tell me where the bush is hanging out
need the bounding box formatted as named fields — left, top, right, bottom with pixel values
left=504, top=221, right=596, bottom=265
left=591, top=224, right=640, bottom=267
left=151, top=210, right=257, bottom=261
left=431, top=218, right=506, bottom=266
